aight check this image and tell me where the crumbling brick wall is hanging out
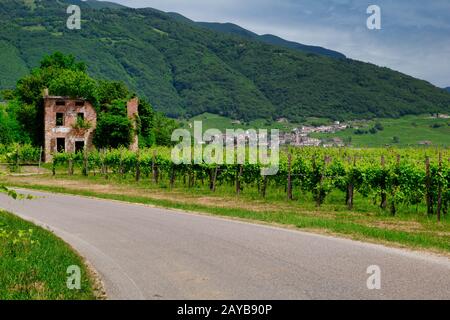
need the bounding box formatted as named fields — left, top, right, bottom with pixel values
left=43, top=95, right=97, bottom=162
left=127, top=97, right=139, bottom=152
left=44, top=91, right=140, bottom=162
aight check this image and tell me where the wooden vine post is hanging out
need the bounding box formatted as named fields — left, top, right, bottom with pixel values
left=444, top=157, right=449, bottom=216
left=170, top=164, right=176, bottom=189
left=311, top=155, right=318, bottom=206
left=15, top=145, right=20, bottom=173
left=68, top=156, right=74, bottom=176
left=209, top=167, right=214, bottom=191
left=236, top=164, right=243, bottom=195
left=188, top=168, right=193, bottom=188
left=38, top=146, right=42, bottom=169
left=82, top=148, right=88, bottom=177
left=390, top=154, right=401, bottom=216
left=261, top=175, right=268, bottom=199
left=135, top=149, right=141, bottom=182
left=380, top=155, right=387, bottom=210
left=213, top=166, right=219, bottom=192
left=425, top=156, right=433, bottom=215
left=316, top=155, right=330, bottom=207
left=347, top=156, right=356, bottom=210
left=119, top=149, right=124, bottom=179
left=52, top=158, right=56, bottom=176
left=287, top=152, right=293, bottom=200
left=209, top=166, right=219, bottom=192
left=437, top=152, right=442, bottom=222
left=100, top=149, right=105, bottom=175
left=151, top=150, right=157, bottom=183
left=100, top=149, right=107, bottom=178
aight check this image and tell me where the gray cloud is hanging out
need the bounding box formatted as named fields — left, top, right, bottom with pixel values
left=103, top=0, right=450, bottom=87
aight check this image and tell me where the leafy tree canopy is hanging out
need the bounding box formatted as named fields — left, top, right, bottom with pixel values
left=93, top=113, right=133, bottom=149
left=40, top=51, right=87, bottom=73
left=48, top=69, right=99, bottom=106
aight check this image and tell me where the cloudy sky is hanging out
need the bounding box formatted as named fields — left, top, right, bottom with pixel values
left=103, top=0, right=449, bottom=87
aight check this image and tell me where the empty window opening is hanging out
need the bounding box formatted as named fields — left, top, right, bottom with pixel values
left=75, top=141, right=85, bottom=153
left=56, top=113, right=64, bottom=126
left=77, top=113, right=85, bottom=121
left=56, top=100, right=65, bottom=106
left=56, top=138, right=65, bottom=153
left=75, top=101, right=84, bottom=107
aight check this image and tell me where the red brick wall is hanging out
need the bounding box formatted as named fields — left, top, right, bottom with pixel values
left=127, top=97, right=139, bottom=152
left=44, top=96, right=139, bottom=162
left=44, top=97, right=97, bottom=162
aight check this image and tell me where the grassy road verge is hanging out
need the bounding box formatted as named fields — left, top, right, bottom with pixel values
left=1, top=174, right=449, bottom=257
left=0, top=209, right=99, bottom=300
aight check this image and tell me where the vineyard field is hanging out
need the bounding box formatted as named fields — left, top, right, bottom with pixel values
left=44, top=146, right=450, bottom=221
left=1, top=144, right=448, bottom=221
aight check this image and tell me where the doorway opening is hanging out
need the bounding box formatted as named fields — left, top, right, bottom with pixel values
left=56, top=138, right=65, bottom=153
left=75, top=141, right=85, bottom=153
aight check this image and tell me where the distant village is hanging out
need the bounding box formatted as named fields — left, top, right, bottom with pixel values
left=196, top=121, right=349, bottom=147
left=280, top=122, right=348, bottom=147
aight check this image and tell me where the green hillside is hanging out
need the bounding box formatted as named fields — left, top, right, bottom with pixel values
left=0, top=40, right=29, bottom=88
left=0, top=0, right=449, bottom=122
left=312, top=115, right=450, bottom=147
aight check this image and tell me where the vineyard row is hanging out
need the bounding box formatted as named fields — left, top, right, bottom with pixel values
left=1, top=144, right=448, bottom=220
left=46, top=147, right=450, bottom=221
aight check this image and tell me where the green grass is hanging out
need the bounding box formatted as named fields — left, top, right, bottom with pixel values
left=0, top=210, right=97, bottom=300
left=3, top=174, right=449, bottom=255
left=312, top=115, right=450, bottom=147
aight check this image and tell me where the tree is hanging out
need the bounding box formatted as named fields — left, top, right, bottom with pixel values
left=93, top=113, right=133, bottom=149
left=40, top=52, right=86, bottom=72
left=152, top=112, right=178, bottom=146
left=48, top=69, right=98, bottom=106
left=97, top=80, right=130, bottom=108
left=0, top=103, right=26, bottom=144
left=8, top=52, right=94, bottom=145
left=374, top=122, right=384, bottom=131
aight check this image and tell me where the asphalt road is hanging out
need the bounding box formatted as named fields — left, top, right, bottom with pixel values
left=1, top=190, right=449, bottom=300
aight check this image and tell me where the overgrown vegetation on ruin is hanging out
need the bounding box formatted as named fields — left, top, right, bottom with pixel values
left=0, top=52, right=177, bottom=148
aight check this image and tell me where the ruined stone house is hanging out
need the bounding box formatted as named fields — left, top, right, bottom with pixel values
left=43, top=89, right=139, bottom=162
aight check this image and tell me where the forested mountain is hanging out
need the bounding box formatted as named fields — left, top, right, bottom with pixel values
left=0, top=0, right=449, bottom=122
left=445, top=87, right=450, bottom=93
left=196, top=22, right=346, bottom=59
